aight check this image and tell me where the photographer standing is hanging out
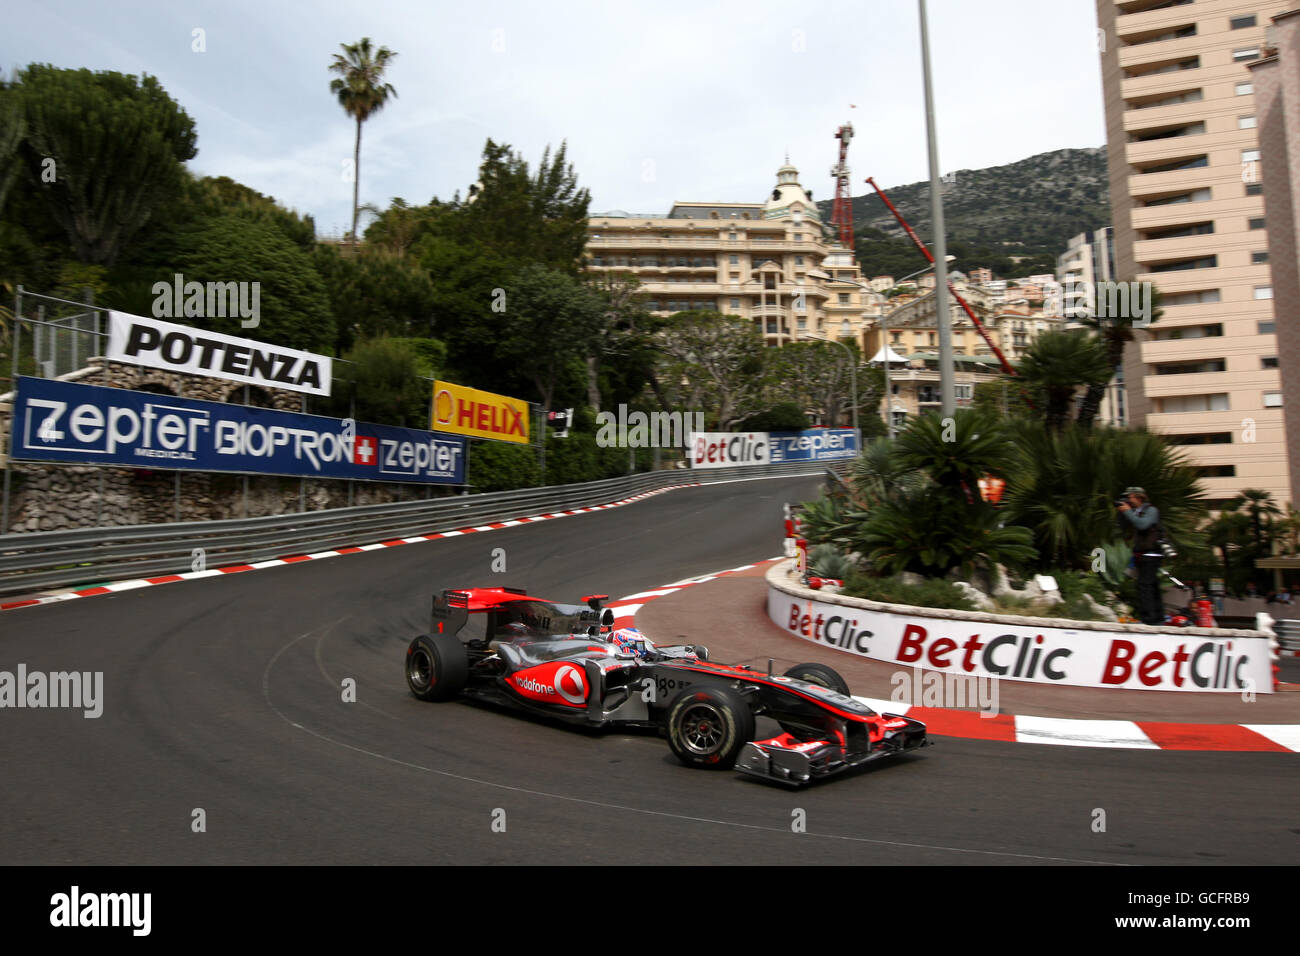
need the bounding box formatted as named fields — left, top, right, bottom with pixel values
left=1117, top=486, right=1164, bottom=625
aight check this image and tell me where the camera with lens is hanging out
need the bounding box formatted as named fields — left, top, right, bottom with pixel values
left=1114, top=497, right=1129, bottom=508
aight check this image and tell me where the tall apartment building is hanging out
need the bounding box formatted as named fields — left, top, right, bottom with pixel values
left=585, top=160, right=881, bottom=350
left=1249, top=9, right=1300, bottom=508
left=1056, top=227, right=1126, bottom=425
left=1095, top=0, right=1291, bottom=507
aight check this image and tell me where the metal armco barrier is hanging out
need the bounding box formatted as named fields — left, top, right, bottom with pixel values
left=0, top=462, right=829, bottom=596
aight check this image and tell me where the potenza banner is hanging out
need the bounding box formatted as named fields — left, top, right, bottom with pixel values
left=11, top=377, right=465, bottom=485
left=431, top=380, right=530, bottom=444
left=106, top=311, right=332, bottom=397
left=769, top=428, right=860, bottom=463
left=769, top=589, right=1274, bottom=693
left=688, top=432, right=770, bottom=468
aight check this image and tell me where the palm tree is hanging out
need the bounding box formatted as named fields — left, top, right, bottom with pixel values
left=1075, top=280, right=1163, bottom=430
left=1238, top=488, right=1282, bottom=551
left=1000, top=423, right=1207, bottom=572
left=1017, top=329, right=1113, bottom=432
left=1204, top=506, right=1252, bottom=591
left=329, top=38, right=398, bottom=247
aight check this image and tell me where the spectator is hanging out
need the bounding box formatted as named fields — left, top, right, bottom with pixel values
left=1116, top=486, right=1164, bottom=626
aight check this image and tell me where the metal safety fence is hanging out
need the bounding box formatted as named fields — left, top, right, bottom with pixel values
left=0, top=461, right=835, bottom=596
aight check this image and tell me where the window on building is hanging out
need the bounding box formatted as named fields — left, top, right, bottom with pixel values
left=1259, top=321, right=1276, bottom=333
left=1242, top=149, right=1261, bottom=162
left=1139, top=155, right=1208, bottom=173
left=955, top=384, right=973, bottom=402
left=1252, top=251, right=1269, bottom=264
left=1162, top=289, right=1221, bottom=305
left=1236, top=81, right=1254, bottom=95
left=1142, top=187, right=1212, bottom=206
left=1239, top=115, right=1257, bottom=129
left=1198, top=465, right=1237, bottom=477
left=795, top=256, right=804, bottom=265
left=1264, top=392, right=1283, bottom=407
left=729, top=254, right=739, bottom=264
left=1230, top=14, right=1257, bottom=29
left=1156, top=394, right=1230, bottom=413
left=1142, top=221, right=1214, bottom=240
left=1165, top=432, right=1232, bottom=445
left=1256, top=286, right=1273, bottom=299
left=1150, top=256, right=1217, bottom=272
left=1233, top=48, right=1261, bottom=62
left=837, top=293, right=850, bottom=304
left=1249, top=218, right=1266, bottom=229
left=1263, top=357, right=1279, bottom=369
left=1153, top=359, right=1227, bottom=375
left=729, top=232, right=737, bottom=240
left=729, top=298, right=740, bottom=309
left=1246, top=183, right=1263, bottom=196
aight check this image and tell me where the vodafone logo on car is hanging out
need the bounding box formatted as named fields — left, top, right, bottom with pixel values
left=508, top=662, right=588, bottom=707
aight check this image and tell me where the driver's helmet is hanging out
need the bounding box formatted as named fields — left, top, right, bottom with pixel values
left=496, top=621, right=533, bottom=642
left=608, top=627, right=649, bottom=659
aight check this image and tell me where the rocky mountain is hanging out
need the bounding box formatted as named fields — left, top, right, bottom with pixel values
left=816, top=146, right=1111, bottom=279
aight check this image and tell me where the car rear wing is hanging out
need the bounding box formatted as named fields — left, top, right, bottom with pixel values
left=431, top=590, right=470, bottom=638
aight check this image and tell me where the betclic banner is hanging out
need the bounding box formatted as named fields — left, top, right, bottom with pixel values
left=688, top=428, right=861, bottom=468
left=11, top=377, right=465, bottom=485
left=106, top=311, right=332, bottom=397
left=769, top=588, right=1274, bottom=693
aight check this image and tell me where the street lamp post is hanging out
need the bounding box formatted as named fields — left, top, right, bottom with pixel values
left=919, top=0, right=954, bottom=417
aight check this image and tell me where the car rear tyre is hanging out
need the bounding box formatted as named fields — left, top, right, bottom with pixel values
left=665, top=686, right=755, bottom=770
left=783, top=662, right=851, bottom=696
left=406, top=632, right=468, bottom=702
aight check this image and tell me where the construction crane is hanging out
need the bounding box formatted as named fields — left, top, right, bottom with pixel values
left=830, top=123, right=855, bottom=250
left=864, top=175, right=1017, bottom=378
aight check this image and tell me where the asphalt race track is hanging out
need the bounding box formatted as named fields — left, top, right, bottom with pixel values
left=1, top=474, right=1296, bottom=865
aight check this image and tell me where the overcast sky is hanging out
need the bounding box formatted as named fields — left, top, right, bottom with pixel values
left=4, top=0, right=1106, bottom=237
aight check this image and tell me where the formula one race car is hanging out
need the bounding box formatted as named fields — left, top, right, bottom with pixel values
left=404, top=586, right=929, bottom=786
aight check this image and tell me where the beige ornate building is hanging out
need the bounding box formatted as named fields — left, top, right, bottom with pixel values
left=585, top=160, right=882, bottom=350
left=585, top=160, right=1071, bottom=431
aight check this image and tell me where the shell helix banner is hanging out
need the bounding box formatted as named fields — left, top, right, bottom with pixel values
left=11, top=376, right=465, bottom=485
left=431, top=380, right=531, bottom=445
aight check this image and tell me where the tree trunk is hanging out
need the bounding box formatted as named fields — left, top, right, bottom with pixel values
left=1076, top=335, right=1124, bottom=430
left=585, top=354, right=601, bottom=410
left=351, top=118, right=362, bottom=247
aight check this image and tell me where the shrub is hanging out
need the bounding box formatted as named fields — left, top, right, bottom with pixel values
left=841, top=571, right=977, bottom=611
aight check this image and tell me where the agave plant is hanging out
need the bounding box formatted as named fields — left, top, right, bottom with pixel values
left=807, top=543, right=854, bottom=580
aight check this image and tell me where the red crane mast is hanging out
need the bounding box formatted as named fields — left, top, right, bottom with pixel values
left=864, top=176, right=1017, bottom=377
left=830, top=123, right=855, bottom=250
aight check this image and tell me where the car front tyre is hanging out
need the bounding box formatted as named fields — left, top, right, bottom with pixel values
left=664, top=686, right=755, bottom=769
